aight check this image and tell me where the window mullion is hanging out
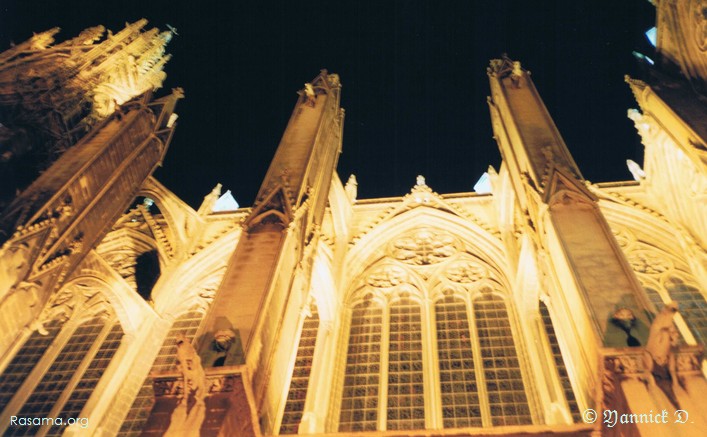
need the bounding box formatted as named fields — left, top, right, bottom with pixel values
left=422, top=297, right=439, bottom=429
left=378, top=303, right=390, bottom=431
left=467, top=296, right=491, bottom=426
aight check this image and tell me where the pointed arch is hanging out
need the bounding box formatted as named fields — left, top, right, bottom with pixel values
left=345, top=206, right=510, bottom=298
left=137, top=176, right=200, bottom=258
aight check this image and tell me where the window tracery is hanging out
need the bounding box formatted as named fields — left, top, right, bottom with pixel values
left=389, top=228, right=459, bottom=266
left=612, top=225, right=707, bottom=345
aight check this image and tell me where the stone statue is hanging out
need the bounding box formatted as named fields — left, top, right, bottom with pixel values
left=304, top=83, right=316, bottom=106
left=511, top=61, right=523, bottom=88
left=164, top=334, right=207, bottom=437
left=645, top=302, right=681, bottom=408
left=344, top=174, right=358, bottom=202
left=626, top=159, right=646, bottom=181
left=0, top=243, right=31, bottom=302
left=646, top=302, right=680, bottom=367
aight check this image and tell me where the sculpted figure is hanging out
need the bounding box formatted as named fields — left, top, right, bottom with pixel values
left=645, top=302, right=681, bottom=408
left=645, top=302, right=680, bottom=367
left=511, top=61, right=523, bottom=87
left=0, top=243, right=30, bottom=301
left=304, top=83, right=316, bottom=106
left=165, top=335, right=207, bottom=437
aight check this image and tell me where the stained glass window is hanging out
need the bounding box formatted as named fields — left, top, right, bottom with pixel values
left=280, top=307, right=319, bottom=434
left=339, top=301, right=382, bottom=432
left=474, top=294, right=531, bottom=426
left=0, top=320, right=61, bottom=412
left=7, top=317, right=106, bottom=436
left=539, top=301, right=580, bottom=422
left=387, top=298, right=424, bottom=430
left=119, top=310, right=204, bottom=436
left=436, top=296, right=481, bottom=428
left=665, top=276, right=707, bottom=345
left=643, top=285, right=666, bottom=313
left=48, top=322, right=124, bottom=436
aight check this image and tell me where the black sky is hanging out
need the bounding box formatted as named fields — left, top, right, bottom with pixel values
left=1, top=1, right=656, bottom=208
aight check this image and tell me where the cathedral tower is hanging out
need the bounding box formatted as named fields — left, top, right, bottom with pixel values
left=0, top=22, right=179, bottom=367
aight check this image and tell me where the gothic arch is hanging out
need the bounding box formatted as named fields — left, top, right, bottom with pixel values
left=160, top=265, right=225, bottom=320
left=151, top=224, right=237, bottom=316
left=601, top=202, right=707, bottom=345
left=137, top=176, right=200, bottom=258
left=344, top=207, right=509, bottom=296
left=600, top=200, right=687, bottom=258
left=45, top=273, right=137, bottom=334
left=309, top=242, right=337, bottom=323
left=346, top=260, right=428, bottom=306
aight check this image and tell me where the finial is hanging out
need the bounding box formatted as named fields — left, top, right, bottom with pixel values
left=416, top=175, right=426, bottom=187
left=626, top=159, right=646, bottom=181
left=197, top=183, right=222, bottom=215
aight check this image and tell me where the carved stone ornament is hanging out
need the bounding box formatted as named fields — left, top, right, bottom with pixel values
left=326, top=73, right=341, bottom=87
left=444, top=259, right=487, bottom=283
left=608, top=353, right=647, bottom=376
left=675, top=349, right=701, bottom=372
left=101, top=250, right=139, bottom=289
left=627, top=250, right=672, bottom=275
left=154, top=373, right=238, bottom=397
left=611, top=227, right=633, bottom=249
left=366, top=264, right=409, bottom=288
left=34, top=283, right=106, bottom=332
left=0, top=242, right=31, bottom=300
left=389, top=229, right=458, bottom=265
left=691, top=0, right=707, bottom=51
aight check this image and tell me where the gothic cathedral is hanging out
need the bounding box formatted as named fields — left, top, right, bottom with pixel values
left=0, top=2, right=706, bottom=437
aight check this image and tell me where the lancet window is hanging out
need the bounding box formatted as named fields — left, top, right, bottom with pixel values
left=280, top=305, right=320, bottom=434
left=339, top=299, right=383, bottom=431
left=0, top=320, right=62, bottom=412
left=1, top=284, right=124, bottom=437
left=539, top=301, right=581, bottom=422
left=436, top=295, right=481, bottom=428
left=48, top=322, right=124, bottom=436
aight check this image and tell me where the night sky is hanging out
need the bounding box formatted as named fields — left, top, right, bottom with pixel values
left=1, top=1, right=656, bottom=209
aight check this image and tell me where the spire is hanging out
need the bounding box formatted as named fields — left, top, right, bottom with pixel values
left=488, top=56, right=652, bottom=348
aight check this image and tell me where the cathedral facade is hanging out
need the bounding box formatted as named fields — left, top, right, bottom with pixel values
left=0, top=2, right=706, bottom=436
